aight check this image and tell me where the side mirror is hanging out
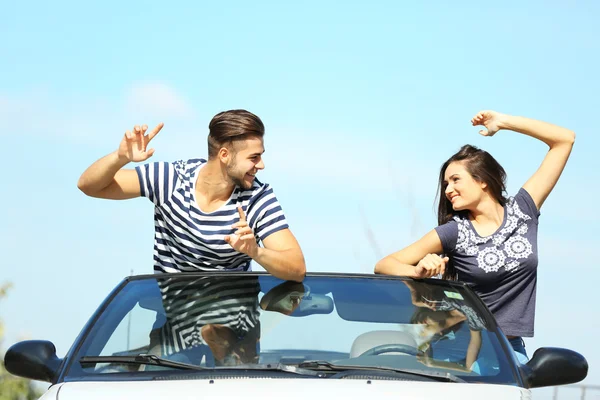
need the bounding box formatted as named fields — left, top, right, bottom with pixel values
left=521, top=347, right=588, bottom=389
left=4, top=340, right=63, bottom=383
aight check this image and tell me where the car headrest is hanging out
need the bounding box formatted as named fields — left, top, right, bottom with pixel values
left=350, top=330, right=418, bottom=358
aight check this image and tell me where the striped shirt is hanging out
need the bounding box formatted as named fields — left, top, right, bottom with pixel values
left=135, top=159, right=289, bottom=273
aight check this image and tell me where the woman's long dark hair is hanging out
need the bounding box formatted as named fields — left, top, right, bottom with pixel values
left=437, top=145, right=508, bottom=280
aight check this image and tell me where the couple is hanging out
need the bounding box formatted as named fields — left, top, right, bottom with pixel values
left=78, top=109, right=575, bottom=363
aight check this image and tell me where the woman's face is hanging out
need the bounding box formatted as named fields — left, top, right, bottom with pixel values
left=443, top=161, right=486, bottom=212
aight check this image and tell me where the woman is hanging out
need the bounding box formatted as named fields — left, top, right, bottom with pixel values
left=375, top=110, right=575, bottom=361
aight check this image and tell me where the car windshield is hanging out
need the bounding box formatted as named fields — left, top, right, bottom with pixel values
left=65, top=274, right=519, bottom=384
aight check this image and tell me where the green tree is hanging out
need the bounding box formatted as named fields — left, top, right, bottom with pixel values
left=0, top=282, right=43, bottom=400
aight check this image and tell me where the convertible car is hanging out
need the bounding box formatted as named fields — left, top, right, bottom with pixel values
left=5, top=272, right=588, bottom=399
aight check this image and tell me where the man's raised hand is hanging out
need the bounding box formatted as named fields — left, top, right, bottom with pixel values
left=225, top=206, right=259, bottom=258
left=117, top=123, right=164, bottom=163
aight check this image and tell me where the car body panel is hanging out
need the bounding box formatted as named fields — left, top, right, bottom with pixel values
left=55, top=379, right=529, bottom=400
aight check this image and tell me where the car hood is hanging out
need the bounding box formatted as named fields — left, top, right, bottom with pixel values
left=43, top=379, right=530, bottom=400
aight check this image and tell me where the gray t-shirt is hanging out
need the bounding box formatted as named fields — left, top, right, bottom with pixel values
left=435, top=188, right=540, bottom=337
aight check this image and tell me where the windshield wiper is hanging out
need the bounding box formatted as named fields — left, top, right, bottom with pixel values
left=218, top=363, right=327, bottom=377
left=296, top=360, right=465, bottom=383
left=80, top=356, right=325, bottom=377
left=80, top=354, right=208, bottom=371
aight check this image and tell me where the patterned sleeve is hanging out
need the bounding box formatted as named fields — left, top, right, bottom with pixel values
left=135, top=161, right=177, bottom=206
left=515, top=188, right=540, bottom=222
left=248, top=185, right=290, bottom=242
left=434, top=220, right=459, bottom=255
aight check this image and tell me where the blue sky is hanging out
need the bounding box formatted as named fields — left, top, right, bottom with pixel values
left=1, top=1, right=599, bottom=397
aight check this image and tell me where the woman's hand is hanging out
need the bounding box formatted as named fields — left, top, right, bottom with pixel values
left=414, top=254, right=449, bottom=279
left=471, top=110, right=507, bottom=137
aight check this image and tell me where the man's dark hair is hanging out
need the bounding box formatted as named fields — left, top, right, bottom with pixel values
left=207, top=110, right=265, bottom=158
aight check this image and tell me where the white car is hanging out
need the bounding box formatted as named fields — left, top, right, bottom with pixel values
left=5, top=272, right=588, bottom=399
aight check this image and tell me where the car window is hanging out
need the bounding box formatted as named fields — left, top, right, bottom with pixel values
left=100, top=302, right=158, bottom=357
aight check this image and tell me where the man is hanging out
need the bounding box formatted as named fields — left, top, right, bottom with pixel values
left=78, top=109, right=305, bottom=282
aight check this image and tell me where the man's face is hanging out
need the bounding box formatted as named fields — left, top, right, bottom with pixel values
left=226, top=136, right=265, bottom=190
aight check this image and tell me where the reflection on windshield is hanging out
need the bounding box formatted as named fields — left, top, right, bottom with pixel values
left=404, top=281, right=485, bottom=373
left=152, top=276, right=261, bottom=366
left=150, top=278, right=308, bottom=366
left=71, top=275, right=516, bottom=384
left=260, top=281, right=306, bottom=315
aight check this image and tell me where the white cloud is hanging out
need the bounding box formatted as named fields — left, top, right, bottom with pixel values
left=125, top=82, right=194, bottom=119
left=263, top=125, right=440, bottom=199
left=0, top=83, right=196, bottom=145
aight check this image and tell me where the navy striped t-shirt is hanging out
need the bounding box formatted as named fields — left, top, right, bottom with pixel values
left=135, top=159, right=289, bottom=273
